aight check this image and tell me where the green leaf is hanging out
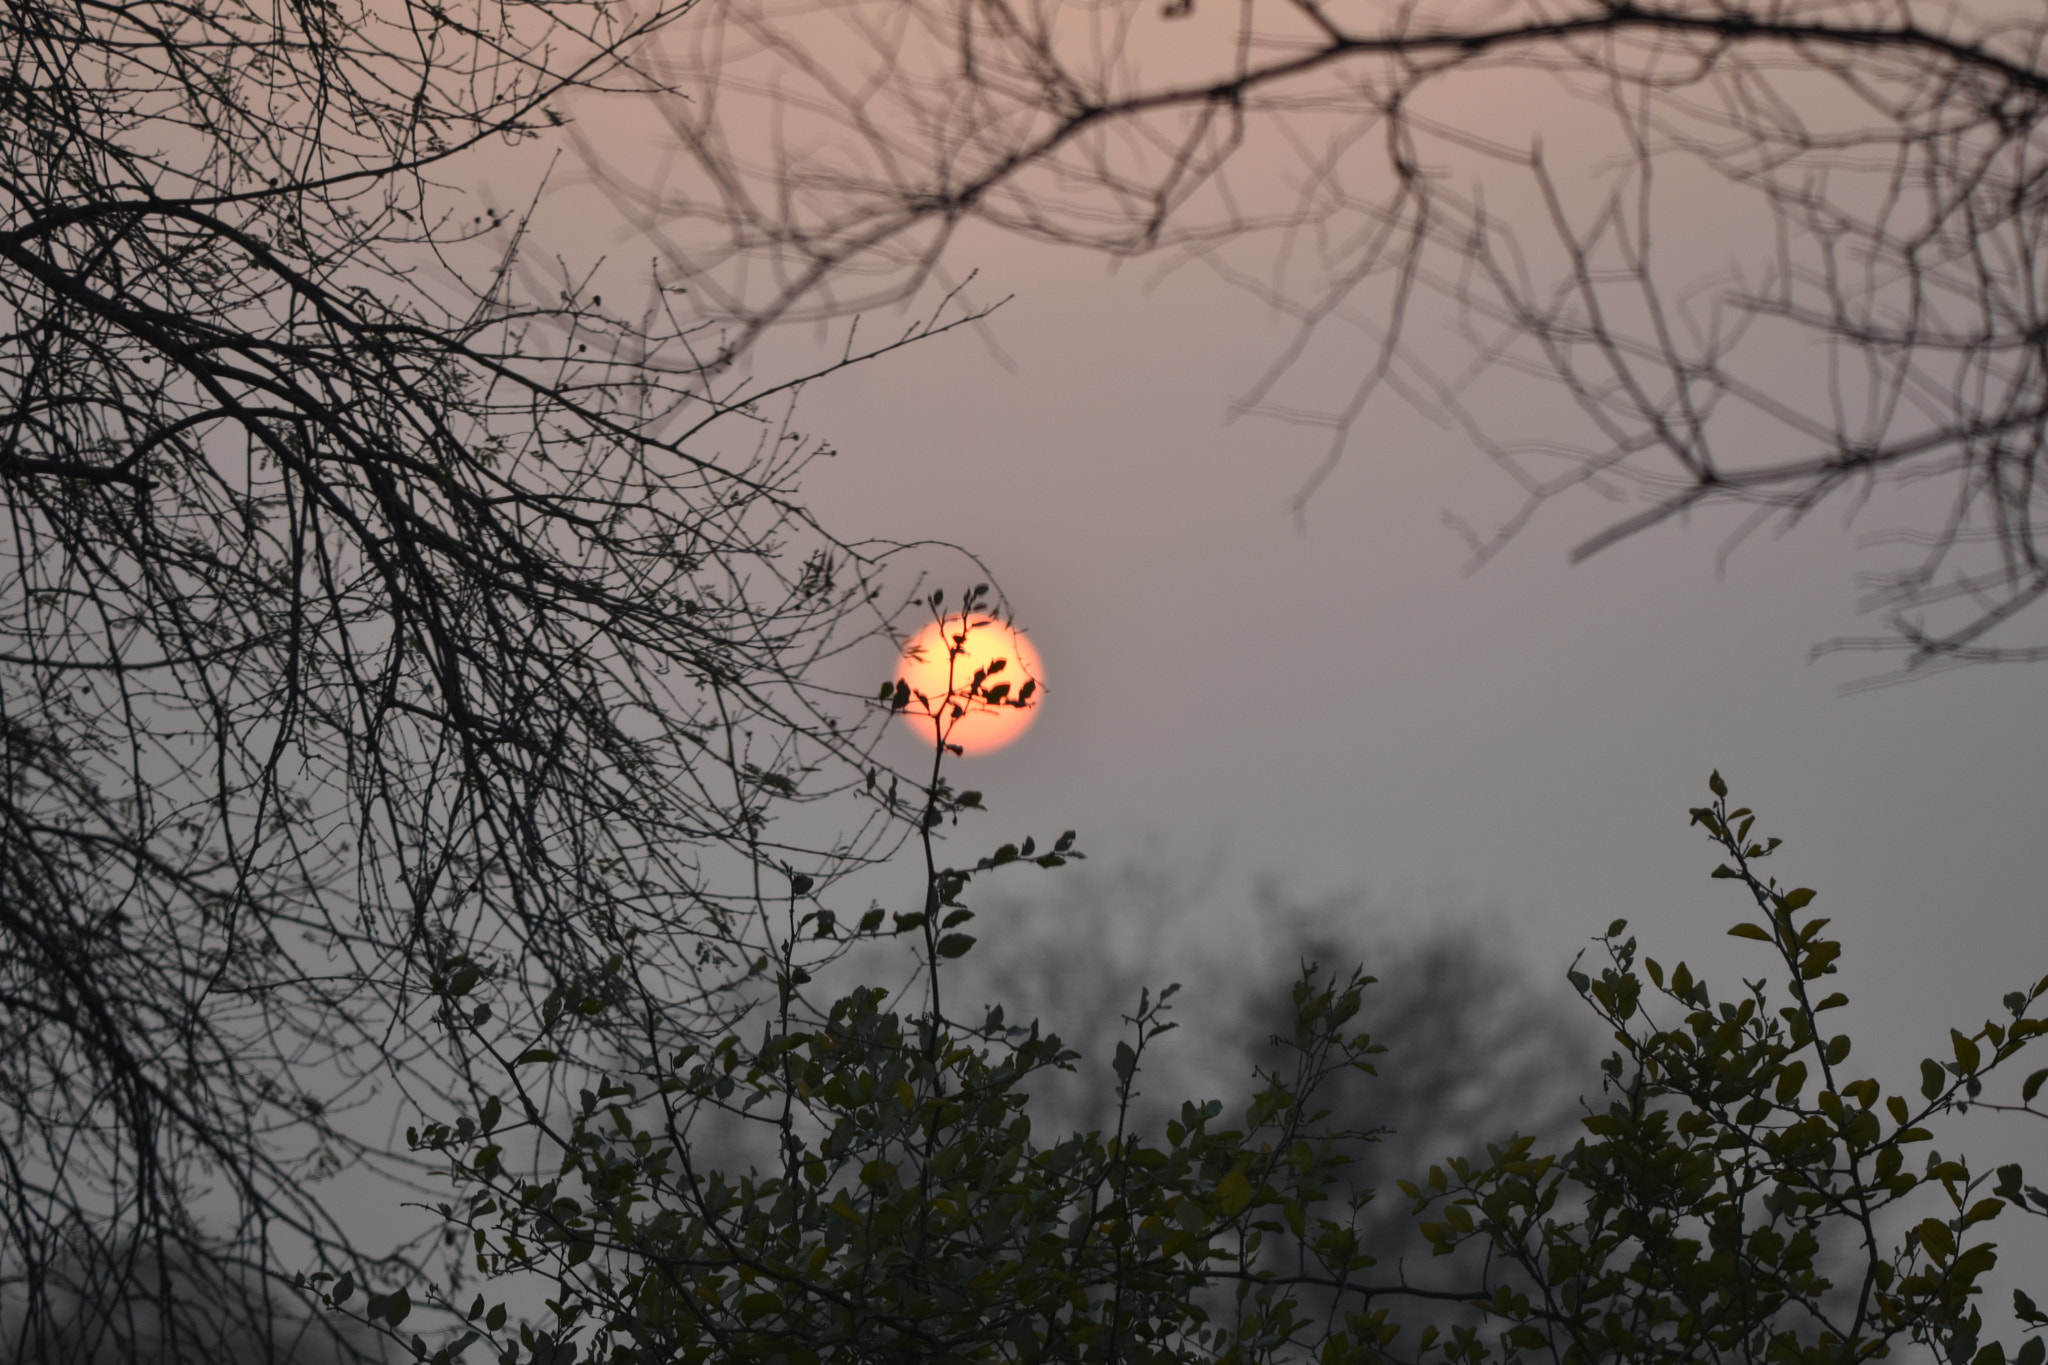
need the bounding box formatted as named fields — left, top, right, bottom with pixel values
left=331, top=1271, right=354, bottom=1305
left=935, top=933, right=976, bottom=959
left=1710, top=771, right=1728, bottom=797
left=1954, top=1030, right=1983, bottom=1074
left=1218, top=1167, right=1253, bottom=1217
left=2024, top=1068, right=2048, bottom=1104
left=1728, top=922, right=1772, bottom=941
left=1917, top=1218, right=1956, bottom=1262
left=513, top=1048, right=557, bottom=1066
left=384, top=1286, right=411, bottom=1327
left=1922, top=1058, right=1948, bottom=1100
left=1964, top=1198, right=2005, bottom=1226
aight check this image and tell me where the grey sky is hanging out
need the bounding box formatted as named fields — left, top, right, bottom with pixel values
left=756, top=223, right=2047, bottom=1085
left=475, top=0, right=2048, bottom=1282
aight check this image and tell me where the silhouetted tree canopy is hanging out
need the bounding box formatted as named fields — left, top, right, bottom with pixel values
left=623, top=0, right=2048, bottom=673
left=0, top=1, right=978, bottom=1357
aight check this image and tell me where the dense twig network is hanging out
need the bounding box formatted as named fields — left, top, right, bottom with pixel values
left=617, top=0, right=2048, bottom=671
left=0, top=1, right=975, bottom=1358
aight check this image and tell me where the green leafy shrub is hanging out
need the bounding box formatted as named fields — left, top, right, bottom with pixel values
left=377, top=757, right=2048, bottom=1365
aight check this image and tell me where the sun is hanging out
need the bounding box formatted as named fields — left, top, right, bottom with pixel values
left=894, top=615, right=1043, bottom=756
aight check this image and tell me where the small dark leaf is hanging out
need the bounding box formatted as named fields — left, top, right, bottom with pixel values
left=1954, top=1030, right=1983, bottom=1074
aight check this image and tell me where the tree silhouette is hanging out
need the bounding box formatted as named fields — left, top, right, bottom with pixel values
left=616, top=0, right=2048, bottom=673
left=0, top=1, right=975, bottom=1357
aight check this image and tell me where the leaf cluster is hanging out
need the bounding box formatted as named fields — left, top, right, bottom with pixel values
left=401, top=777, right=2048, bottom=1365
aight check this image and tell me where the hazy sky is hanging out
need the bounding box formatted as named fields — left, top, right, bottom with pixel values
left=370, top=6, right=2048, bottom=1322
left=739, top=221, right=2048, bottom=1087
left=467, top=0, right=2048, bottom=1196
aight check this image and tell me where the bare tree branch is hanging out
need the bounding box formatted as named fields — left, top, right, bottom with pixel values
left=0, top=1, right=983, bottom=1358
left=627, top=0, right=2048, bottom=670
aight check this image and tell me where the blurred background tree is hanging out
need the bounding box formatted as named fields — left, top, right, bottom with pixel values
left=615, top=0, right=2048, bottom=674
left=958, top=862, right=1597, bottom=1272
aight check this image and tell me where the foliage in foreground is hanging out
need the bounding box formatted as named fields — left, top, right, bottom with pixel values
left=375, top=764, right=2048, bottom=1365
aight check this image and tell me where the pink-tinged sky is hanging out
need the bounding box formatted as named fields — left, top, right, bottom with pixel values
left=479, top=0, right=2047, bottom=1160
left=767, top=222, right=2045, bottom=1079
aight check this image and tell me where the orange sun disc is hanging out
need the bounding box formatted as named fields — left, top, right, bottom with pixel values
left=894, top=615, right=1043, bottom=756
